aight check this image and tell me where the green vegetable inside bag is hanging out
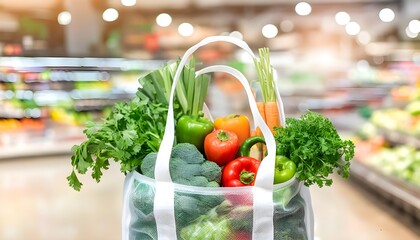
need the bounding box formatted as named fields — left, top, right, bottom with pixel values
left=130, top=180, right=158, bottom=240
left=180, top=201, right=233, bottom=240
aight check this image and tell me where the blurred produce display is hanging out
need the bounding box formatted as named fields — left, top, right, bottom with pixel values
left=356, top=98, right=420, bottom=187
left=0, top=57, right=163, bottom=132
left=371, top=108, right=420, bottom=136
left=365, top=145, right=420, bottom=187
left=352, top=75, right=420, bottom=222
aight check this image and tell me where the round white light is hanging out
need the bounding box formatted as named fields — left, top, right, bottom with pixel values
left=121, top=0, right=136, bottom=7
left=280, top=20, right=294, bottom=32
left=406, top=26, right=418, bottom=38
left=156, top=13, right=172, bottom=27
left=58, top=11, right=71, bottom=25
left=335, top=11, right=350, bottom=25
left=295, top=2, right=312, bottom=16
left=357, top=60, right=370, bottom=71
left=345, top=21, right=361, bottom=36
left=379, top=8, right=395, bottom=22
left=103, top=8, right=119, bottom=22
left=262, top=24, right=278, bottom=39
left=229, top=31, right=243, bottom=40
left=408, top=19, right=420, bottom=34
left=178, top=23, right=194, bottom=37
left=357, top=31, right=371, bottom=45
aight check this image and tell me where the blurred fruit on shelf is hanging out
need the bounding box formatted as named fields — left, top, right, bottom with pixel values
left=365, top=146, right=420, bottom=187
left=20, top=118, right=45, bottom=130
left=50, top=108, right=93, bottom=126
left=371, top=108, right=420, bottom=135
left=390, top=86, right=420, bottom=102
left=0, top=119, right=22, bottom=131
left=406, top=100, right=420, bottom=116
left=0, top=118, right=44, bottom=131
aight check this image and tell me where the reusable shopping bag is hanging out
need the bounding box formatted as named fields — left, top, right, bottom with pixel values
left=122, top=36, right=314, bottom=240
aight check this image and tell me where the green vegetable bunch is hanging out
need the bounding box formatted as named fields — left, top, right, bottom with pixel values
left=67, top=58, right=209, bottom=191
left=274, top=111, right=355, bottom=187
left=67, top=98, right=167, bottom=191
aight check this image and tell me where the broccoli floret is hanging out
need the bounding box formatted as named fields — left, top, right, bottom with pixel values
left=140, top=153, right=158, bottom=178
left=201, top=161, right=222, bottom=183
left=140, top=143, right=222, bottom=187
left=171, top=143, right=206, bottom=164
left=135, top=143, right=225, bottom=235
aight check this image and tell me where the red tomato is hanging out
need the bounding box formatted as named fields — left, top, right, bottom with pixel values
left=204, top=129, right=239, bottom=166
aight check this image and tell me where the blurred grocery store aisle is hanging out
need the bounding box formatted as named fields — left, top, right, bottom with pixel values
left=311, top=175, right=418, bottom=240
left=0, top=154, right=418, bottom=240
left=0, top=154, right=124, bottom=240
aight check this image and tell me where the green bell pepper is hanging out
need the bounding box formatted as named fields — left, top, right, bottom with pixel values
left=238, top=136, right=266, bottom=157
left=274, top=155, right=296, bottom=184
left=176, top=115, right=214, bottom=152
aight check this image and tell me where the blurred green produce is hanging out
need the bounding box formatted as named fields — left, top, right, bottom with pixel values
left=367, top=146, right=420, bottom=186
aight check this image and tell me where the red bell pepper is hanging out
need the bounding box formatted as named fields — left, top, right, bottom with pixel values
left=222, top=156, right=260, bottom=187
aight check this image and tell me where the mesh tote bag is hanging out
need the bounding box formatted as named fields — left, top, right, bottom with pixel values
left=122, top=36, right=314, bottom=240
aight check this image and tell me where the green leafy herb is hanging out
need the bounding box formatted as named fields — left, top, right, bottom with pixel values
left=274, top=111, right=355, bottom=187
left=67, top=58, right=211, bottom=191
left=67, top=98, right=168, bottom=191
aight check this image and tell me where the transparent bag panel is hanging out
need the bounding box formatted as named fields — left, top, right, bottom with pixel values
left=126, top=172, right=308, bottom=240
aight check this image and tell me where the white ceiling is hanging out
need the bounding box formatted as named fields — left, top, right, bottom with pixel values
left=0, top=0, right=418, bottom=42
left=107, top=0, right=399, bottom=9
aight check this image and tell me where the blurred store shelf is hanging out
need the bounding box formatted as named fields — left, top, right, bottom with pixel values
left=0, top=125, right=85, bottom=160
left=350, top=160, right=420, bottom=222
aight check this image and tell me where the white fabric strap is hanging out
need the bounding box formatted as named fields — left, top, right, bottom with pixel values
left=122, top=172, right=134, bottom=240
left=197, top=65, right=276, bottom=240
left=153, top=36, right=280, bottom=239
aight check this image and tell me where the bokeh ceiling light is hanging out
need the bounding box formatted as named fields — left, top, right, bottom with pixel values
left=357, top=60, right=370, bottom=71
left=178, top=23, right=194, bottom=37
left=57, top=11, right=71, bottom=25
left=280, top=20, right=294, bottom=32
left=406, top=26, right=418, bottom=38
left=357, top=31, right=371, bottom=45
left=408, top=19, right=420, bottom=34
left=262, top=24, right=278, bottom=38
left=103, top=8, right=119, bottom=22
left=156, top=13, right=172, bottom=27
left=295, top=2, right=312, bottom=16
left=345, top=21, right=360, bottom=35
left=335, top=11, right=350, bottom=25
left=379, top=8, right=395, bottom=22
left=121, top=0, right=136, bottom=7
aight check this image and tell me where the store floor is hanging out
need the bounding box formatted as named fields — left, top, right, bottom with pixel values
left=0, top=155, right=418, bottom=240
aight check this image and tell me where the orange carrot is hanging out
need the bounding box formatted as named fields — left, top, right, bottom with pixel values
left=256, top=101, right=267, bottom=158
left=264, top=101, right=280, bottom=133
left=256, top=101, right=266, bottom=136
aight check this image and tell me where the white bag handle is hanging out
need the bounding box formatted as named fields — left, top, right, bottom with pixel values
left=197, top=65, right=276, bottom=240
left=154, top=36, right=280, bottom=240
